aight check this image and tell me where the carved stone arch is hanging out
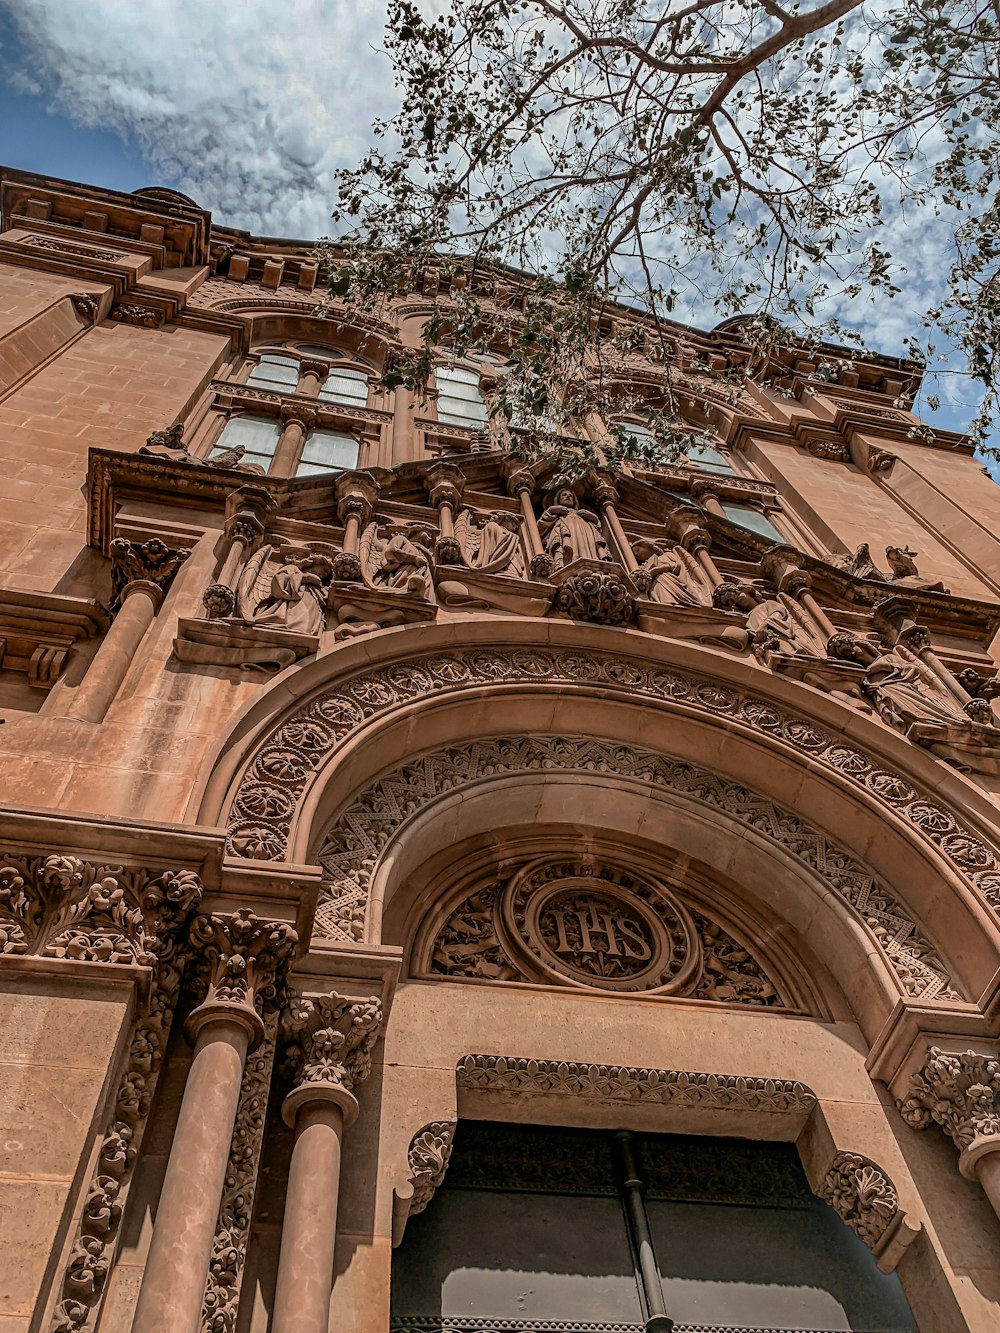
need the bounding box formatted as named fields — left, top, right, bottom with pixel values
left=192, top=620, right=1000, bottom=1006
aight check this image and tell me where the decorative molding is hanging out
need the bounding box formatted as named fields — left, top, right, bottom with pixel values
left=109, top=536, right=190, bottom=612
left=0, top=588, right=110, bottom=690
left=455, top=1054, right=818, bottom=1115
left=200, top=1015, right=276, bottom=1333
left=224, top=646, right=1000, bottom=937
left=49, top=867, right=203, bottom=1332
left=394, top=1120, right=456, bottom=1244
left=552, top=564, right=637, bottom=626
left=390, top=1321, right=853, bottom=1333
left=0, top=855, right=202, bottom=966
left=819, top=1151, right=900, bottom=1251
left=280, top=991, right=383, bottom=1092
left=317, top=735, right=956, bottom=1001
left=21, top=233, right=125, bottom=263
left=109, top=302, right=164, bottom=328
left=897, top=1046, right=1000, bottom=1153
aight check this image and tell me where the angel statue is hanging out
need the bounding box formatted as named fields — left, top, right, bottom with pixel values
left=235, top=547, right=333, bottom=636
left=632, top=539, right=708, bottom=606
left=360, top=523, right=435, bottom=601
left=453, top=509, right=525, bottom=577
left=537, top=489, right=611, bottom=569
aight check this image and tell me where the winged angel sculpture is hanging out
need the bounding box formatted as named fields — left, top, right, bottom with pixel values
left=358, top=523, right=436, bottom=600
left=453, top=509, right=525, bottom=576
left=235, top=544, right=334, bottom=637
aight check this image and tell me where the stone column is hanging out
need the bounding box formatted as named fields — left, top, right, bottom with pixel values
left=64, top=538, right=189, bottom=723
left=333, top=470, right=380, bottom=581
left=426, top=462, right=466, bottom=564
left=271, top=992, right=383, bottom=1333
left=505, top=466, right=552, bottom=577
left=271, top=404, right=319, bottom=477
left=203, top=487, right=275, bottom=618
left=665, top=512, right=722, bottom=587
left=298, top=358, right=328, bottom=397
left=898, top=1047, right=1000, bottom=1226
left=129, top=910, right=297, bottom=1333
left=760, top=544, right=838, bottom=642
left=592, top=477, right=637, bottom=570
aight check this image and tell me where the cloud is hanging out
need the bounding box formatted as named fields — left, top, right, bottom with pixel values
left=1, top=0, right=395, bottom=237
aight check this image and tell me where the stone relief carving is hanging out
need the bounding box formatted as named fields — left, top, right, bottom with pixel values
left=110, top=302, right=164, bottom=328
left=819, top=1151, right=900, bottom=1252
left=49, top=866, right=204, bottom=1333
left=200, top=1016, right=276, bottom=1333
left=456, top=1054, right=818, bottom=1115
left=538, top=489, right=612, bottom=568
left=109, top=535, right=190, bottom=612
left=426, top=861, right=783, bottom=1006
left=552, top=564, right=637, bottom=626
left=280, top=992, right=383, bottom=1092
left=316, top=734, right=956, bottom=1001
left=224, top=645, right=1000, bottom=937
left=361, top=522, right=436, bottom=601
left=0, top=855, right=202, bottom=966
left=235, top=545, right=334, bottom=637
left=632, top=539, right=710, bottom=606
left=897, top=1047, right=1000, bottom=1152
left=138, top=424, right=265, bottom=474
left=833, top=542, right=949, bottom=594
left=453, top=508, right=526, bottom=577
left=746, top=593, right=826, bottom=660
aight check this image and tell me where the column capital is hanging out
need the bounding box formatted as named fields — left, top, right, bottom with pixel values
left=760, top=543, right=811, bottom=595
left=590, top=474, right=620, bottom=508
left=665, top=511, right=710, bottom=553
left=897, top=1046, right=1000, bottom=1165
left=335, top=469, right=380, bottom=526
left=280, top=991, right=383, bottom=1126
left=226, top=512, right=266, bottom=548
left=109, top=536, right=190, bottom=613
left=425, top=461, right=466, bottom=510
left=186, top=909, right=299, bottom=1047
left=504, top=465, right=535, bottom=497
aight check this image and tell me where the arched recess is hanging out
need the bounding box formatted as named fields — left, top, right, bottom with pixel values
left=192, top=619, right=1000, bottom=1025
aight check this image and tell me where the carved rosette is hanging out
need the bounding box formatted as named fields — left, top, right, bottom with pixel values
left=280, top=991, right=383, bottom=1123
left=109, top=536, right=191, bottom=612
left=898, top=1047, right=1000, bottom=1163
left=819, top=1152, right=900, bottom=1251
left=406, top=1120, right=456, bottom=1217
left=332, top=550, right=363, bottom=582
left=553, top=566, right=636, bottom=626
left=186, top=909, right=299, bottom=1045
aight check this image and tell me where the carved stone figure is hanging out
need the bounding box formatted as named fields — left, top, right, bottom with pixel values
left=138, top=424, right=265, bottom=474
left=833, top=543, right=884, bottom=582
left=361, top=523, right=436, bottom=601
left=862, top=645, right=971, bottom=731
left=885, top=545, right=948, bottom=593
left=746, top=592, right=825, bottom=659
left=632, top=539, right=707, bottom=606
left=537, top=488, right=611, bottom=568
left=236, top=547, right=333, bottom=636
left=453, top=508, right=525, bottom=577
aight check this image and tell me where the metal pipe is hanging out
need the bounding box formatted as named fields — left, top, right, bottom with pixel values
left=616, top=1131, right=674, bottom=1333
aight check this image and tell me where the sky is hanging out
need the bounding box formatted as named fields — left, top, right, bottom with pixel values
left=0, top=0, right=995, bottom=472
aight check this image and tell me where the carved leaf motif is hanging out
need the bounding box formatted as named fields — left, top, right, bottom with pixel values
left=820, top=1151, right=899, bottom=1250
left=407, top=1121, right=457, bottom=1217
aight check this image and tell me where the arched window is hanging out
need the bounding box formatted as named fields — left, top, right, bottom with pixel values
left=684, top=442, right=736, bottom=474
left=723, top=503, right=784, bottom=543
left=614, top=420, right=656, bottom=447
left=436, top=364, right=488, bottom=427
left=246, top=353, right=299, bottom=394
left=209, top=415, right=282, bottom=470
left=295, top=429, right=359, bottom=477
left=318, top=365, right=368, bottom=408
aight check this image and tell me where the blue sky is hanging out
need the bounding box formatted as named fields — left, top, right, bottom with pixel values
left=0, top=1, right=995, bottom=475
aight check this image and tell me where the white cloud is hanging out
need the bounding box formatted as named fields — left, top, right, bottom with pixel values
left=3, top=0, right=395, bottom=237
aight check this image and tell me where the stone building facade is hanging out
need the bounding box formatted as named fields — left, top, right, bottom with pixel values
left=2, top=166, right=1000, bottom=1333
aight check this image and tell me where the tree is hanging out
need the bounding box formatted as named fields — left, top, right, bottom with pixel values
left=326, top=0, right=1000, bottom=474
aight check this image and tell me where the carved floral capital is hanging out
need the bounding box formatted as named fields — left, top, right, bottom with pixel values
left=186, top=909, right=298, bottom=1040
left=109, top=536, right=190, bottom=613
left=819, top=1151, right=900, bottom=1253
left=897, top=1046, right=1000, bottom=1155
left=281, top=991, right=383, bottom=1097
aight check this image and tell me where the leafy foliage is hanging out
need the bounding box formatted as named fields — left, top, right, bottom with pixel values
left=325, top=0, right=1000, bottom=469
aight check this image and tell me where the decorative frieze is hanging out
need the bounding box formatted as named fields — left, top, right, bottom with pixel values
left=0, top=854, right=202, bottom=965
left=456, top=1054, right=818, bottom=1115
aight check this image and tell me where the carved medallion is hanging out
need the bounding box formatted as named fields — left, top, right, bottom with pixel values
left=500, top=858, right=699, bottom=994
